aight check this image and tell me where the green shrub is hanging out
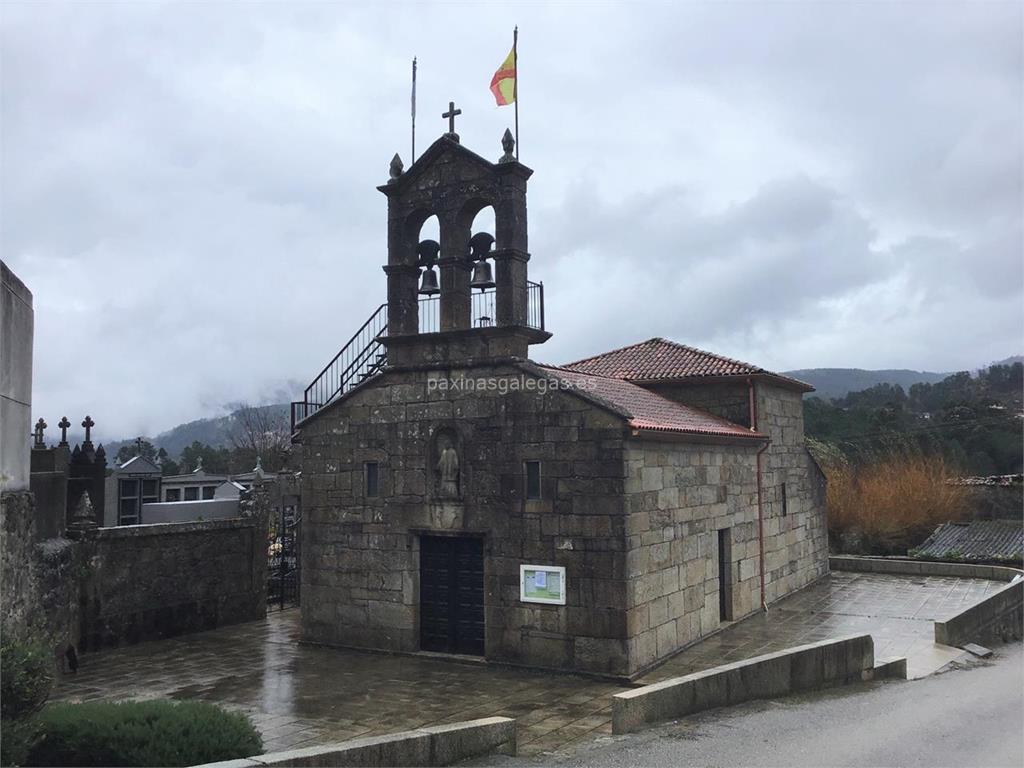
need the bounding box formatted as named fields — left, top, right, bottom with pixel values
left=25, top=700, right=262, bottom=767
left=0, top=641, right=54, bottom=720
left=1, top=716, right=42, bottom=767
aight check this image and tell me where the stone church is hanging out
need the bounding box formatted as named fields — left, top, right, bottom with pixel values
left=295, top=124, right=828, bottom=679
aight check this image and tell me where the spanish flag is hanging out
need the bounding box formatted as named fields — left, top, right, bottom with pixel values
left=490, top=46, right=516, bottom=106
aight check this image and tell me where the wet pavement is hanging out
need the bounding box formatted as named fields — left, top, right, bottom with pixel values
left=52, top=571, right=999, bottom=757
left=638, top=570, right=1000, bottom=683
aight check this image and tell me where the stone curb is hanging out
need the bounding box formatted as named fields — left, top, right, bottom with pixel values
left=193, top=716, right=516, bottom=768
left=611, top=633, right=875, bottom=734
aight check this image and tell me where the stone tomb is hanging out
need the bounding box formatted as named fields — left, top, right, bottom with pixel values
left=295, top=129, right=828, bottom=679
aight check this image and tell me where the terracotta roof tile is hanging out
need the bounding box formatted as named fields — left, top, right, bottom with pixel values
left=540, top=366, right=764, bottom=439
left=563, top=337, right=812, bottom=390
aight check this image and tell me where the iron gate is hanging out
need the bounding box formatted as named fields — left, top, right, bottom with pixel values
left=268, top=500, right=300, bottom=609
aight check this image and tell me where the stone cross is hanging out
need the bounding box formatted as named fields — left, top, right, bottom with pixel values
left=81, top=415, right=95, bottom=444
left=33, top=418, right=47, bottom=448
left=442, top=101, right=461, bottom=134
left=58, top=416, right=71, bottom=446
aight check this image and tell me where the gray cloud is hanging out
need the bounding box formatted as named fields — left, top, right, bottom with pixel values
left=1, top=1, right=1020, bottom=440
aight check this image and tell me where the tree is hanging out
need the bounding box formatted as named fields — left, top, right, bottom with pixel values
left=226, top=404, right=291, bottom=473
left=179, top=441, right=231, bottom=474
left=157, top=448, right=180, bottom=476
left=115, top=439, right=156, bottom=465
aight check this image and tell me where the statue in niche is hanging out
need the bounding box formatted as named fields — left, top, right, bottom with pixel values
left=435, top=434, right=460, bottom=499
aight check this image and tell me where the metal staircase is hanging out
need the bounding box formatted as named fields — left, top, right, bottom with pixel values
left=291, top=282, right=545, bottom=433
left=290, top=303, right=388, bottom=431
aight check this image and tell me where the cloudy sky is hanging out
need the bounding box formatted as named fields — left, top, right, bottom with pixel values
left=2, top=1, right=1021, bottom=440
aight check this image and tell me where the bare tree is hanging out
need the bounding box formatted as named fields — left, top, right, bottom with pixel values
left=227, top=404, right=291, bottom=472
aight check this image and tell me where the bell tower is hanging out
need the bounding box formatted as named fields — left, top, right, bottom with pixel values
left=377, top=116, right=549, bottom=366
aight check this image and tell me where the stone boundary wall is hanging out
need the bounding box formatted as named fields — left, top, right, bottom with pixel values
left=141, top=498, right=240, bottom=524
left=935, top=579, right=1024, bottom=647
left=196, top=716, right=516, bottom=768
left=829, top=554, right=1023, bottom=582
left=1, top=491, right=41, bottom=639
left=830, top=555, right=1024, bottom=648
left=79, top=516, right=267, bottom=651
left=612, top=634, right=875, bottom=734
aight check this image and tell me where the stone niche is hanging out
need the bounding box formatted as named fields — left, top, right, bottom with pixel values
left=428, top=425, right=465, bottom=530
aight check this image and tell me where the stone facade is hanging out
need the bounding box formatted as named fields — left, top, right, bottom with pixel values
left=300, top=361, right=633, bottom=675
left=623, top=439, right=762, bottom=673
left=297, top=133, right=829, bottom=679
left=651, top=380, right=829, bottom=603
left=754, top=384, right=829, bottom=603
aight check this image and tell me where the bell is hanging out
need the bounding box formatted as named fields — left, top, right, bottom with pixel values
left=418, top=266, right=440, bottom=295
left=470, top=260, right=495, bottom=290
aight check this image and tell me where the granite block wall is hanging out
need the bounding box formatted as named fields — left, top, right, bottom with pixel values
left=623, top=440, right=763, bottom=673
left=756, top=385, right=830, bottom=603
left=1, top=490, right=42, bottom=641
left=299, top=361, right=633, bottom=676
left=646, top=380, right=829, bottom=607
left=78, top=516, right=268, bottom=651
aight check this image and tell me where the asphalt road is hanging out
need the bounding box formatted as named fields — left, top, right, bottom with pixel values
left=477, top=642, right=1024, bottom=768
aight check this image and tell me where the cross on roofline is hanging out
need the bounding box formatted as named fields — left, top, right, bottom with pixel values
left=442, top=101, right=461, bottom=134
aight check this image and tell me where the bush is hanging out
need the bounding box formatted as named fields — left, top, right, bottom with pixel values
left=0, top=641, right=54, bottom=720
left=826, top=454, right=969, bottom=555
left=25, top=700, right=262, bottom=767
left=1, top=716, right=41, bottom=767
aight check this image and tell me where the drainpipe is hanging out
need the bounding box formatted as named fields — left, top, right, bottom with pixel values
left=749, top=378, right=768, bottom=613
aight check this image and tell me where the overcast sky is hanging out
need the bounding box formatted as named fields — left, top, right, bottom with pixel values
left=2, top=1, right=1021, bottom=440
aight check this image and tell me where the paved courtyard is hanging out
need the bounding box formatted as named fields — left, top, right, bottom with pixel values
left=53, top=571, right=1000, bottom=757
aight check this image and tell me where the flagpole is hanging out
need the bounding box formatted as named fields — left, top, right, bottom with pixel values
left=411, top=57, right=417, bottom=162
left=513, top=26, right=519, bottom=160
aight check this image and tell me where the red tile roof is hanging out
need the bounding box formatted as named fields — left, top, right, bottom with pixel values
left=562, top=338, right=812, bottom=391
left=540, top=366, right=764, bottom=439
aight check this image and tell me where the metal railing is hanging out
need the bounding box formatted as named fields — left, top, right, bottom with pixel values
left=292, top=281, right=545, bottom=431
left=527, top=280, right=545, bottom=331
left=418, top=282, right=544, bottom=334
left=291, top=303, right=387, bottom=430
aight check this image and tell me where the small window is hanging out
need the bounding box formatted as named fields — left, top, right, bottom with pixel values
left=525, top=461, right=541, bottom=500
left=365, top=462, right=380, bottom=497
left=165, top=488, right=181, bottom=502
left=716, top=484, right=727, bottom=504
left=781, top=482, right=788, bottom=517
left=119, top=479, right=137, bottom=499
left=202, top=486, right=216, bottom=500
left=184, top=487, right=199, bottom=501
left=118, top=480, right=139, bottom=525
left=142, top=479, right=159, bottom=505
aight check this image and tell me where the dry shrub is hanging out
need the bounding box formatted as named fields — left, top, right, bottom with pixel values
left=826, top=455, right=969, bottom=555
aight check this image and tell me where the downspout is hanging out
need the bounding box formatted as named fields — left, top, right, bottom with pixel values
left=749, top=377, right=768, bottom=613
